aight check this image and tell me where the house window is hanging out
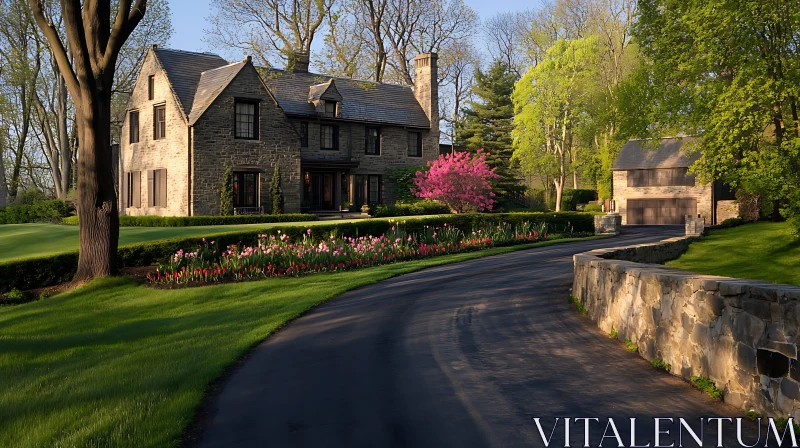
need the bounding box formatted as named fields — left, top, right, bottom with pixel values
left=353, top=174, right=382, bottom=206
left=129, top=111, right=139, bottom=144
left=324, top=101, right=337, bottom=118
left=627, top=168, right=696, bottom=187
left=153, top=105, right=166, bottom=140
left=300, top=122, right=309, bottom=147
left=235, top=100, right=259, bottom=139
left=320, top=124, right=338, bottom=150
left=126, top=171, right=141, bottom=207
left=408, top=131, right=422, bottom=157
left=365, top=127, right=381, bottom=155
left=232, top=172, right=258, bottom=207
left=148, top=169, right=167, bottom=207
left=148, top=75, right=155, bottom=100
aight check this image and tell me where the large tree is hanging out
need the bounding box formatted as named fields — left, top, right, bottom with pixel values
left=511, top=37, right=601, bottom=211
left=28, top=0, right=148, bottom=280
left=625, top=0, right=800, bottom=230
left=457, top=60, right=519, bottom=195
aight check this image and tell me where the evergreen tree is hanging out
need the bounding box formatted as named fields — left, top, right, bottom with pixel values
left=269, top=164, right=284, bottom=214
left=456, top=60, right=520, bottom=195
left=219, top=166, right=234, bottom=216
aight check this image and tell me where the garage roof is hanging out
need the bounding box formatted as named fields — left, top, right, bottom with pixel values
left=612, top=136, right=700, bottom=170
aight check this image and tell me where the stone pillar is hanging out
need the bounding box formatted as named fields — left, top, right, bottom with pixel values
left=685, top=215, right=705, bottom=235
left=594, top=213, right=622, bottom=235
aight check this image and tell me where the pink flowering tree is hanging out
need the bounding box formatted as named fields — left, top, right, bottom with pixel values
left=413, top=150, right=499, bottom=213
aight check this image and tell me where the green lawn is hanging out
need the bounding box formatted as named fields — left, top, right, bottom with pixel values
left=0, top=217, right=438, bottom=262
left=0, top=236, right=602, bottom=447
left=667, top=222, right=800, bottom=285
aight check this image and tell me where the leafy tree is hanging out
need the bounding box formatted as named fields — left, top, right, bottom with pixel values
left=219, top=166, right=233, bottom=216
left=387, top=165, right=427, bottom=202
left=625, top=0, right=800, bottom=232
left=269, top=164, right=284, bottom=214
left=413, top=150, right=498, bottom=213
left=511, top=37, right=601, bottom=211
left=457, top=60, right=519, bottom=195
left=29, top=0, right=149, bottom=280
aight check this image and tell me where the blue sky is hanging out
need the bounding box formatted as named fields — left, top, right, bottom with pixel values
left=167, top=0, right=544, bottom=54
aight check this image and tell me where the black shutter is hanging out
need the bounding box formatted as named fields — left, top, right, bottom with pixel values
left=417, top=132, right=423, bottom=156
left=333, top=126, right=339, bottom=150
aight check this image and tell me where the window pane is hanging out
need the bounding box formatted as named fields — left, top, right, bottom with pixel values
left=233, top=174, right=241, bottom=207
left=235, top=102, right=256, bottom=139
left=325, top=101, right=336, bottom=117
left=369, top=175, right=379, bottom=203
left=321, top=125, right=333, bottom=149
left=408, top=132, right=421, bottom=156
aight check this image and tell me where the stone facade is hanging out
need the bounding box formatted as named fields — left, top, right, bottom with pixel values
left=191, top=66, right=301, bottom=215
left=120, top=48, right=439, bottom=216
left=119, top=51, right=190, bottom=216
left=594, top=213, right=622, bottom=235
left=573, top=237, right=800, bottom=418
left=612, top=170, right=713, bottom=225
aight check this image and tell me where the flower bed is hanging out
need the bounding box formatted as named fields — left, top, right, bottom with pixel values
left=149, top=220, right=587, bottom=285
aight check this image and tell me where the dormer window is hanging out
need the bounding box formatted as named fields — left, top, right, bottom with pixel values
left=324, top=101, right=337, bottom=118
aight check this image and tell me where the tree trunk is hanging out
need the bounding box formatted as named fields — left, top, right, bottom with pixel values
left=0, top=149, right=7, bottom=208
left=58, top=73, right=72, bottom=198
left=73, top=88, right=120, bottom=281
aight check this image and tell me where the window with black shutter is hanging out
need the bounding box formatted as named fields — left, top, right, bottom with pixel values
left=365, top=127, right=381, bottom=155
left=407, top=131, right=422, bottom=157
left=321, top=124, right=338, bottom=150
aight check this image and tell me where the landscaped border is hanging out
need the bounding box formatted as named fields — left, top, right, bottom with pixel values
left=62, top=213, right=318, bottom=227
left=1, top=212, right=597, bottom=292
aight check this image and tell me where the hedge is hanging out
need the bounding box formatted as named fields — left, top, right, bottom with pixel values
left=372, top=201, right=450, bottom=217
left=62, top=213, right=318, bottom=227
left=0, top=200, right=73, bottom=224
left=2, top=212, right=598, bottom=292
left=561, top=189, right=598, bottom=211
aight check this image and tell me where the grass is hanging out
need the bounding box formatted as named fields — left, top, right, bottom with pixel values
left=667, top=222, right=800, bottom=286
left=624, top=338, right=638, bottom=353
left=570, top=295, right=588, bottom=315
left=745, top=410, right=762, bottom=420
left=690, top=376, right=723, bottom=400
left=651, top=357, right=672, bottom=372
left=0, top=235, right=602, bottom=447
left=0, top=216, right=443, bottom=263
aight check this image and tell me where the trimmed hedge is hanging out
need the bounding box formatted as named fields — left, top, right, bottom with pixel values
left=62, top=213, right=318, bottom=227
left=562, top=189, right=599, bottom=211
left=372, top=201, right=450, bottom=217
left=0, top=200, right=73, bottom=224
left=2, top=212, right=598, bottom=292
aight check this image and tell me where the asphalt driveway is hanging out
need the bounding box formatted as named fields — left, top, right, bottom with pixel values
left=191, top=226, right=765, bottom=447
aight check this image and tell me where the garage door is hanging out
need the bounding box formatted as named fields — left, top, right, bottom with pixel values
left=627, top=198, right=696, bottom=225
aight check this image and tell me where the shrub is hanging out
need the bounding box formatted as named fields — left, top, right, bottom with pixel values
left=624, top=338, right=638, bottom=353
left=62, top=214, right=317, bottom=227
left=690, top=376, right=722, bottom=400
left=609, top=328, right=618, bottom=339
left=269, top=164, right=284, bottom=214
left=561, top=189, right=599, bottom=211
left=413, top=150, right=499, bottom=213
left=388, top=165, right=426, bottom=203
left=570, top=295, right=588, bottom=315
left=7, top=212, right=594, bottom=292
left=219, top=166, right=234, bottom=216
left=719, top=217, right=745, bottom=228
left=372, top=201, right=450, bottom=217
left=0, top=200, right=73, bottom=224
left=651, top=358, right=672, bottom=372
left=584, top=204, right=603, bottom=212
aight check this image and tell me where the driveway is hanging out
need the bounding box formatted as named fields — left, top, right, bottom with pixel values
left=192, top=226, right=763, bottom=447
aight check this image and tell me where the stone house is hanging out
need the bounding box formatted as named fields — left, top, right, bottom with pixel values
left=612, top=136, right=738, bottom=225
left=119, top=46, right=439, bottom=216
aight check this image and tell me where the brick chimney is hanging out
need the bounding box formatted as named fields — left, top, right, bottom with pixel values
left=413, top=53, right=439, bottom=135
left=289, top=51, right=310, bottom=73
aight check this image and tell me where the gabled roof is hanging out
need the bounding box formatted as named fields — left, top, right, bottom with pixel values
left=152, top=48, right=229, bottom=118
left=612, top=136, right=700, bottom=171
left=308, top=79, right=342, bottom=103
left=262, top=69, right=430, bottom=128
left=188, top=61, right=248, bottom=124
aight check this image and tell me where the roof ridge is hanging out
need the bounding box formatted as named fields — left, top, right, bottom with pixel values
left=201, top=60, right=246, bottom=75
left=155, top=47, right=224, bottom=59
left=264, top=67, right=413, bottom=89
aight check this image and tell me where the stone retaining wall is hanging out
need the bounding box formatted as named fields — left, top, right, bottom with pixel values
left=573, top=236, right=800, bottom=418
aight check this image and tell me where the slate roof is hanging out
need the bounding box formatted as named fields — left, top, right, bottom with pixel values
left=188, top=61, right=248, bottom=124
left=612, top=136, right=700, bottom=170
left=151, top=48, right=430, bottom=129
left=153, top=48, right=229, bottom=118
left=262, top=69, right=431, bottom=129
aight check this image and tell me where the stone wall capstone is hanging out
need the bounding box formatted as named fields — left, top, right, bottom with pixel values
left=573, top=236, right=800, bottom=418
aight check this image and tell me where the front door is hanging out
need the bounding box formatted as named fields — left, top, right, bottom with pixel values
left=306, top=172, right=335, bottom=210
